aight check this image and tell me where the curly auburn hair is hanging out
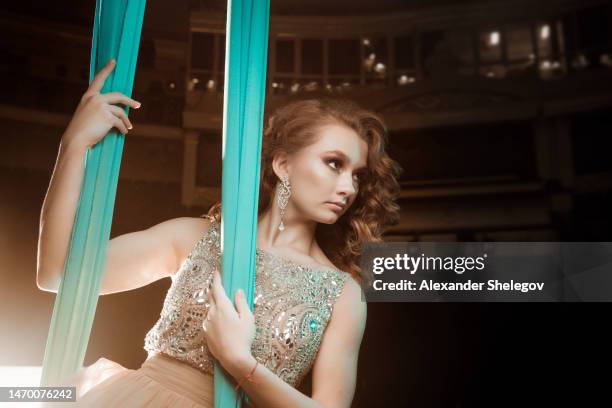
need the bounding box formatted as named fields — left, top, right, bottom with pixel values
left=203, top=98, right=402, bottom=283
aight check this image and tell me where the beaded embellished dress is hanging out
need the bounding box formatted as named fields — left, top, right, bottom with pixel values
left=61, top=219, right=351, bottom=407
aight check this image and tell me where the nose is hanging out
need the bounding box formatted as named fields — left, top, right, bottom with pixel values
left=337, top=172, right=356, bottom=201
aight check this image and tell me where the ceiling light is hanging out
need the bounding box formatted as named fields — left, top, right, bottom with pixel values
left=488, top=31, right=500, bottom=46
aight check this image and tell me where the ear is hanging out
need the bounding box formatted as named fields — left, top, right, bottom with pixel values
left=271, top=151, right=291, bottom=180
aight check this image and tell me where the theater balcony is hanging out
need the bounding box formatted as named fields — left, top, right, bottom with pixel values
left=1, top=0, right=611, bottom=241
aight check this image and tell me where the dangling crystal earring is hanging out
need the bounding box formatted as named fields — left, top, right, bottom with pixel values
left=276, top=174, right=291, bottom=231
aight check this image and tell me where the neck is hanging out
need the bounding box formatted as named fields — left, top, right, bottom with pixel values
left=256, top=208, right=319, bottom=257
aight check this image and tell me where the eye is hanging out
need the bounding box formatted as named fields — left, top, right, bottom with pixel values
left=353, top=170, right=366, bottom=183
left=326, top=158, right=342, bottom=171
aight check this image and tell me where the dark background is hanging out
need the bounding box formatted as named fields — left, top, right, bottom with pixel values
left=1, top=0, right=611, bottom=406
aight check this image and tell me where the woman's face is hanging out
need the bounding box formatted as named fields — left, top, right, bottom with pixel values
left=280, top=123, right=368, bottom=224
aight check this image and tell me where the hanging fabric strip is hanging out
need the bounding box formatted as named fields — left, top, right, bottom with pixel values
left=40, top=0, right=147, bottom=387
left=216, top=0, right=270, bottom=406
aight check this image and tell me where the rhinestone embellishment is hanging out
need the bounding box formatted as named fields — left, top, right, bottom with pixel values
left=143, top=220, right=350, bottom=387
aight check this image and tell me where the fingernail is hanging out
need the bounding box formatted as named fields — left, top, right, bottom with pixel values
left=135, top=103, right=141, bottom=109
left=128, top=125, right=133, bottom=130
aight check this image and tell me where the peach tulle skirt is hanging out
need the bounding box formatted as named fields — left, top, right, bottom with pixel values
left=47, top=353, right=214, bottom=407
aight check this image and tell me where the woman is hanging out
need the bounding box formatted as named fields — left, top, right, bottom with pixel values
left=37, top=58, right=402, bottom=407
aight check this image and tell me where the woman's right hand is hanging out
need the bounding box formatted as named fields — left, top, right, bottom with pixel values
left=62, top=58, right=142, bottom=149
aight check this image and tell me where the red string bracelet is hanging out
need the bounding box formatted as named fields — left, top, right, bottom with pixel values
left=234, top=360, right=259, bottom=391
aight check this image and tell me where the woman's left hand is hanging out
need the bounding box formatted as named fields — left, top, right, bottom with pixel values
left=203, top=269, right=256, bottom=371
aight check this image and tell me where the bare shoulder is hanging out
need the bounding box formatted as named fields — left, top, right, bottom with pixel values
left=91, top=216, right=214, bottom=295
left=337, top=275, right=366, bottom=309
left=321, top=273, right=367, bottom=352
left=169, top=216, right=214, bottom=271
left=332, top=274, right=367, bottom=328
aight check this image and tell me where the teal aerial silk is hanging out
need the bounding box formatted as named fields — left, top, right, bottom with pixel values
left=39, top=1, right=270, bottom=407
left=40, top=0, right=147, bottom=386
left=216, top=0, right=270, bottom=406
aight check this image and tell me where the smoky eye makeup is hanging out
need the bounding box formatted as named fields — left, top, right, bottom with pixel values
left=353, top=170, right=368, bottom=184
left=325, top=156, right=367, bottom=179
left=324, top=157, right=342, bottom=170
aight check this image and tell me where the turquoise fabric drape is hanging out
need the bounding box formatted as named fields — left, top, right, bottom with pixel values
left=38, top=1, right=271, bottom=406
left=216, top=0, right=270, bottom=406
left=40, top=0, right=147, bottom=387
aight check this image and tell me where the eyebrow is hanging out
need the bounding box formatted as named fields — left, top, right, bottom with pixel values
left=324, top=150, right=367, bottom=170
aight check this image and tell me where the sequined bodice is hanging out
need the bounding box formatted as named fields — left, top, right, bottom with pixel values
left=144, top=220, right=350, bottom=387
